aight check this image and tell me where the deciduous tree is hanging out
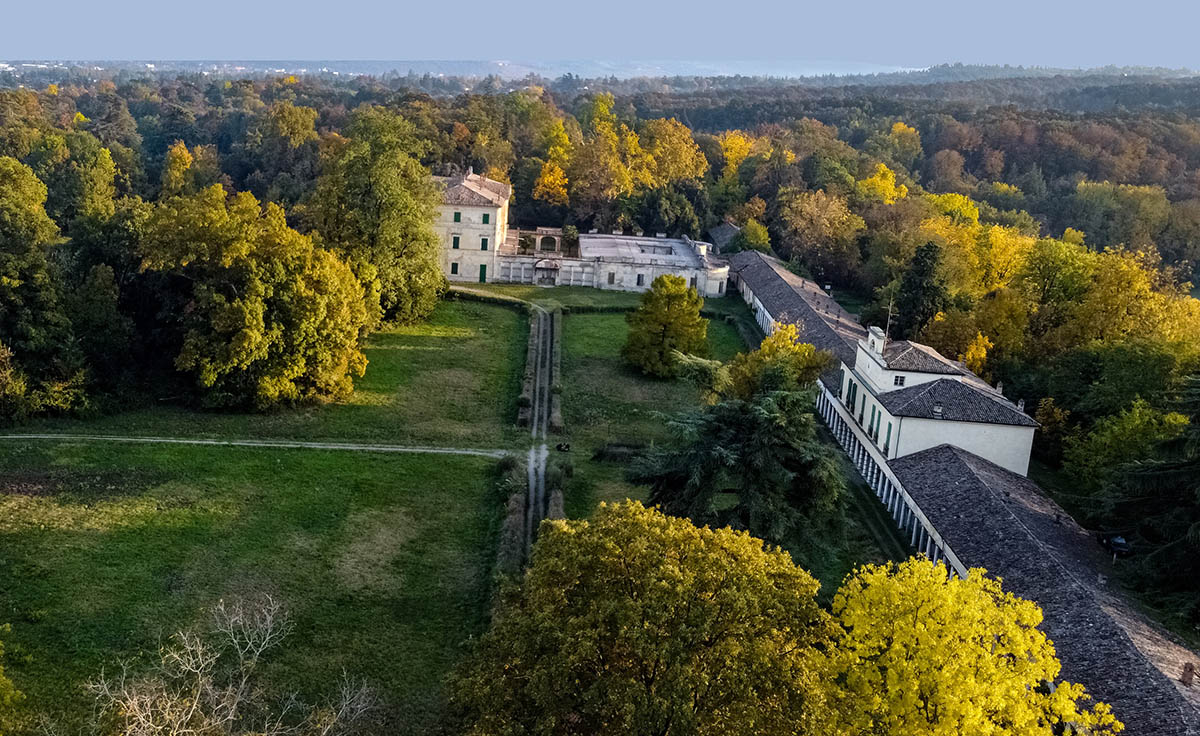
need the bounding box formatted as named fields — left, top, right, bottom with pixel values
left=831, top=558, right=1121, bottom=736
left=450, top=501, right=837, bottom=736
left=622, top=274, right=707, bottom=377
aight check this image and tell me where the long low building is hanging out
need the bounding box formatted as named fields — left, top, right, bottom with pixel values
left=731, top=248, right=1200, bottom=733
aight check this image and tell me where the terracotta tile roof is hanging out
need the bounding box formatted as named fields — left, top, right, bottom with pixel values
left=891, top=445, right=1200, bottom=736
left=434, top=172, right=510, bottom=207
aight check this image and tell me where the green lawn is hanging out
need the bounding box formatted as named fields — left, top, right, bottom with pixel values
left=559, top=312, right=747, bottom=518
left=26, top=300, right=528, bottom=449
left=0, top=441, right=502, bottom=733
left=830, top=288, right=871, bottom=317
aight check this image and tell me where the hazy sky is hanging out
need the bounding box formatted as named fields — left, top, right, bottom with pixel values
left=7, top=0, right=1200, bottom=70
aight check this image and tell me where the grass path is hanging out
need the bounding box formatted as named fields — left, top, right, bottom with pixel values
left=0, top=434, right=510, bottom=458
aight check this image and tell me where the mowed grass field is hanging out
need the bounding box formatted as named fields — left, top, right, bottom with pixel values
left=559, top=311, right=748, bottom=517
left=24, top=301, right=528, bottom=450
left=0, top=440, right=502, bottom=734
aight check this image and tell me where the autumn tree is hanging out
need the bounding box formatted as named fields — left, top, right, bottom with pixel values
left=778, top=188, right=866, bottom=282
left=831, top=558, right=1121, bottom=736
left=450, top=501, right=837, bottom=736
left=142, top=185, right=369, bottom=408
left=639, top=117, right=708, bottom=186
left=307, top=105, right=444, bottom=322
left=855, top=162, right=908, bottom=205
left=622, top=274, right=707, bottom=377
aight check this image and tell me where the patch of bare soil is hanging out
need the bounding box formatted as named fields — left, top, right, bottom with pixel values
left=0, top=469, right=166, bottom=498
left=334, top=508, right=418, bottom=595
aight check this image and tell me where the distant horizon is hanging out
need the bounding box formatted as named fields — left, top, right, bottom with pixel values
left=4, top=59, right=1198, bottom=82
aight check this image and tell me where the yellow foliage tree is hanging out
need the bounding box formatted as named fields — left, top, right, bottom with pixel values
left=719, top=131, right=754, bottom=181
left=856, top=163, right=908, bottom=205
left=160, top=140, right=194, bottom=197
left=960, top=331, right=993, bottom=376
left=725, top=322, right=832, bottom=400
left=831, top=558, right=1122, bottom=736
left=532, top=160, right=569, bottom=206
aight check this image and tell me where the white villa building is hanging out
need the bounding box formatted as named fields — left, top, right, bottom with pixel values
left=435, top=170, right=728, bottom=296
left=728, top=248, right=1200, bottom=733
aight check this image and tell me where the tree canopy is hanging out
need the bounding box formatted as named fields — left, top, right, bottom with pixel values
left=622, top=274, right=708, bottom=378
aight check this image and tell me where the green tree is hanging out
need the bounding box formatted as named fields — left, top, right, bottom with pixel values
left=632, top=389, right=844, bottom=543
left=831, top=559, right=1121, bottom=736
left=307, top=106, right=444, bottom=322
left=0, top=156, right=79, bottom=379
left=622, top=274, right=707, bottom=377
left=142, top=185, right=369, bottom=408
left=894, top=242, right=949, bottom=338
left=1117, top=374, right=1200, bottom=625
left=1064, top=398, right=1187, bottom=500
left=725, top=218, right=771, bottom=253
left=450, top=500, right=837, bottom=736
left=25, top=130, right=117, bottom=227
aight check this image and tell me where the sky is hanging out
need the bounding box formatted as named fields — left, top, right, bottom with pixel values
left=6, top=0, right=1200, bottom=71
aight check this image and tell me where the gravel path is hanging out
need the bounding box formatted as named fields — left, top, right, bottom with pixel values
left=0, top=434, right=509, bottom=458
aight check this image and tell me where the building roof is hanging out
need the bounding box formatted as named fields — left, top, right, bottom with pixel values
left=876, top=377, right=1038, bottom=427
left=707, top=221, right=741, bottom=252
left=434, top=171, right=510, bottom=207
left=578, top=234, right=724, bottom=272
left=727, top=250, right=867, bottom=373
left=883, top=340, right=965, bottom=375
left=890, top=445, right=1200, bottom=736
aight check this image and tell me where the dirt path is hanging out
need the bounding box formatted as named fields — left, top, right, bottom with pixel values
left=0, top=434, right=509, bottom=458
left=525, top=306, right=553, bottom=554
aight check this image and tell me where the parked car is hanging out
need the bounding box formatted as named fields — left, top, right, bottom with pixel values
left=1099, top=533, right=1133, bottom=557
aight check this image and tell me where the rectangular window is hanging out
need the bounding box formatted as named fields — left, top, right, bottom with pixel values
left=884, top=423, right=892, bottom=454
left=690, top=276, right=697, bottom=289
left=453, top=211, right=461, bottom=223
left=482, top=213, right=490, bottom=224
left=452, top=235, right=460, bottom=249
left=481, top=237, right=488, bottom=251
left=894, top=375, right=905, bottom=386
left=607, top=272, right=615, bottom=285
left=636, top=274, right=645, bottom=286
left=718, top=281, right=725, bottom=294
left=450, top=262, right=459, bottom=275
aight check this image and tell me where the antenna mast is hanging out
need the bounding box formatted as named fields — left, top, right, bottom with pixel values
left=884, top=296, right=895, bottom=344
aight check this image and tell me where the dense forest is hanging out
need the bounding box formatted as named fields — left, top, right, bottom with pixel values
left=1, top=69, right=1199, bottom=626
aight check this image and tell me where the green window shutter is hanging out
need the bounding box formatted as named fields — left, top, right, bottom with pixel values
left=452, top=235, right=460, bottom=249
left=481, top=237, right=489, bottom=250
left=482, top=213, right=490, bottom=224
left=450, top=263, right=458, bottom=275
left=884, top=423, right=892, bottom=453
left=453, top=211, right=461, bottom=222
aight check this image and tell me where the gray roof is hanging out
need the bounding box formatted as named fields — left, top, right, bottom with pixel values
left=883, top=340, right=964, bottom=375
left=891, top=445, right=1200, bottom=736
left=727, top=251, right=866, bottom=383
left=434, top=172, right=510, bottom=207
left=707, top=221, right=741, bottom=252
left=877, top=377, right=1038, bottom=427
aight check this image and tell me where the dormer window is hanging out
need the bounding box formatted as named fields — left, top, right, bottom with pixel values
left=893, top=375, right=906, bottom=387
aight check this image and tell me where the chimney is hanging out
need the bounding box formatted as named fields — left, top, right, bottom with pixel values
left=1182, top=662, right=1196, bottom=687
left=655, top=232, right=667, bottom=238
left=932, top=402, right=944, bottom=419
left=611, top=229, right=622, bottom=235
left=1017, top=398, right=1025, bottom=412
left=466, top=165, right=474, bottom=177
left=867, top=325, right=886, bottom=356
left=996, top=381, right=1004, bottom=394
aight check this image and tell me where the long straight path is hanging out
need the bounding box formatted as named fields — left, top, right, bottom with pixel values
left=0, top=434, right=509, bottom=458
left=525, top=305, right=553, bottom=554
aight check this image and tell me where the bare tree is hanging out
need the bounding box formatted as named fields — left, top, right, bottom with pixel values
left=83, top=595, right=377, bottom=736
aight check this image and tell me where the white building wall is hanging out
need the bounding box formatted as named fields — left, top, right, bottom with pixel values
left=896, top=418, right=1035, bottom=476
left=436, top=203, right=504, bottom=283
left=854, top=343, right=946, bottom=394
